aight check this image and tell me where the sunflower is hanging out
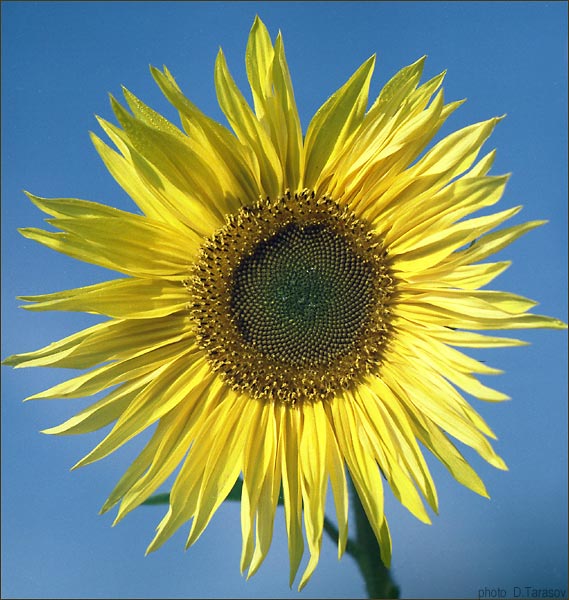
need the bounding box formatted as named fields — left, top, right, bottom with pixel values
left=4, top=16, right=566, bottom=590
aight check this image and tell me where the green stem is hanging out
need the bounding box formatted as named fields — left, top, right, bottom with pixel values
left=349, top=477, right=399, bottom=599
left=322, top=514, right=360, bottom=560
left=140, top=492, right=170, bottom=506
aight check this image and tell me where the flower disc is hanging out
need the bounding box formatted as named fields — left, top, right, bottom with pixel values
left=190, top=191, right=395, bottom=404
left=231, top=221, right=374, bottom=365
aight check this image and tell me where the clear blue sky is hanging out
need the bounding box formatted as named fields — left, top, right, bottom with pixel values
left=2, top=2, right=567, bottom=598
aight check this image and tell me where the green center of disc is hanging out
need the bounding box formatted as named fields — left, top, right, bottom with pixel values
left=230, top=222, right=374, bottom=366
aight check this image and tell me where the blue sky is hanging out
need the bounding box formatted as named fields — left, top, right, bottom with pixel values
left=1, top=2, right=567, bottom=598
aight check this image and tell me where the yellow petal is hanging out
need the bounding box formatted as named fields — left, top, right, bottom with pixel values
left=246, top=16, right=275, bottom=121
left=150, top=65, right=260, bottom=206
left=333, top=83, right=447, bottom=207
left=184, top=395, right=255, bottom=547
left=91, top=131, right=207, bottom=235
left=411, top=116, right=503, bottom=178
left=279, top=404, right=304, bottom=586
left=404, top=330, right=503, bottom=377
left=116, top=376, right=226, bottom=523
left=383, top=361, right=507, bottom=469
left=424, top=326, right=529, bottom=348
left=110, top=95, right=226, bottom=227
left=367, top=377, right=438, bottom=512
left=272, top=33, right=303, bottom=190
left=298, top=402, right=328, bottom=590
left=361, top=97, right=464, bottom=220
left=247, top=408, right=283, bottom=578
left=72, top=349, right=209, bottom=468
left=3, top=313, right=194, bottom=369
left=402, top=300, right=566, bottom=330
left=353, top=387, right=431, bottom=524
left=214, top=48, right=283, bottom=197
left=304, top=55, right=375, bottom=189
left=392, top=206, right=522, bottom=273
left=369, top=56, right=426, bottom=116
left=468, top=149, right=497, bottom=177
left=121, top=86, right=186, bottom=137
left=408, top=261, right=511, bottom=290
left=245, top=18, right=303, bottom=192
left=28, top=339, right=191, bottom=401
left=100, top=421, right=166, bottom=514
left=241, top=401, right=277, bottom=574
left=42, top=379, right=141, bottom=436
left=95, top=118, right=222, bottom=237
left=386, top=174, right=509, bottom=251
left=324, top=416, right=349, bottom=558
left=19, top=209, right=200, bottom=280
left=411, top=289, right=537, bottom=315
left=19, top=278, right=189, bottom=319
left=146, top=387, right=242, bottom=554
left=446, top=219, right=547, bottom=268
left=406, top=404, right=490, bottom=498
left=327, top=393, right=391, bottom=567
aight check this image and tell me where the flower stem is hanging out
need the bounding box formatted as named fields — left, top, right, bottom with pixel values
left=349, top=477, right=399, bottom=599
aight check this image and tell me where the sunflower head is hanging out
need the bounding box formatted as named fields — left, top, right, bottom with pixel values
left=190, top=189, right=395, bottom=405
left=4, top=15, right=566, bottom=591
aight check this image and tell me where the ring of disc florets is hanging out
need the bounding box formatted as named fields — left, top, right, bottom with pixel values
left=188, top=190, right=395, bottom=405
